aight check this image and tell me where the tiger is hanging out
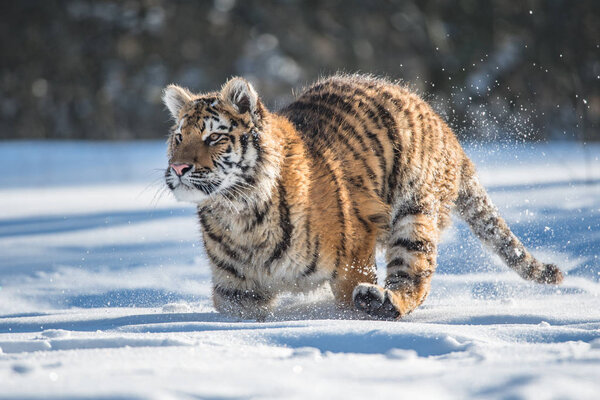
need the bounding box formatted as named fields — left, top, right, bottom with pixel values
left=162, top=74, right=563, bottom=321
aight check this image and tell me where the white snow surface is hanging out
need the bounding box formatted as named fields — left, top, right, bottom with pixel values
left=1, top=140, right=599, bottom=399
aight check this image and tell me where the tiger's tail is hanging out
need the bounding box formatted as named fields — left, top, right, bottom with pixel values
left=456, top=160, right=563, bottom=284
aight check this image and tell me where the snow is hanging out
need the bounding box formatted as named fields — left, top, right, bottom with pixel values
left=1, top=140, right=599, bottom=399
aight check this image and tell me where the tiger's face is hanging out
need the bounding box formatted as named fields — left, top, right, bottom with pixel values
left=163, top=78, right=266, bottom=204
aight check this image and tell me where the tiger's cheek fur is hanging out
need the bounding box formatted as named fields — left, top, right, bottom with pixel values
left=163, top=75, right=563, bottom=321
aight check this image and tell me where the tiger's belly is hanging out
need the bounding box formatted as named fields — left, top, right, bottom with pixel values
left=238, top=251, right=332, bottom=294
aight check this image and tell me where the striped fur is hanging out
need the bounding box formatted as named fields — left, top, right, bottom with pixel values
left=162, top=74, right=563, bottom=321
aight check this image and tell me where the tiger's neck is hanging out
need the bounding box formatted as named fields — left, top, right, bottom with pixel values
left=198, top=113, right=311, bottom=244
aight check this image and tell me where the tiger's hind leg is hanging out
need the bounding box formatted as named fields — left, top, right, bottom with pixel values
left=353, top=209, right=438, bottom=320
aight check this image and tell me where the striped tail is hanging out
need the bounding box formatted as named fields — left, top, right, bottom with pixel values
left=456, top=163, right=563, bottom=284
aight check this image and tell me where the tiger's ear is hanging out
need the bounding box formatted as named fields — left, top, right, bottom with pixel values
left=162, top=84, right=193, bottom=120
left=221, top=77, right=262, bottom=119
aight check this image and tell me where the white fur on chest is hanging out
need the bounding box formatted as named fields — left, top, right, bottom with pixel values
left=200, top=208, right=328, bottom=295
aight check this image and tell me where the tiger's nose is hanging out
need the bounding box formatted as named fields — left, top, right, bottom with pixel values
left=170, top=163, right=192, bottom=176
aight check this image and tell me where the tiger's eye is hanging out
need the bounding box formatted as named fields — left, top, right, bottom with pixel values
left=209, top=133, right=221, bottom=141
left=175, top=133, right=183, bottom=144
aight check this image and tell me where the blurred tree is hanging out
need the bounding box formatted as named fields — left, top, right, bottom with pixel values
left=0, top=0, right=598, bottom=141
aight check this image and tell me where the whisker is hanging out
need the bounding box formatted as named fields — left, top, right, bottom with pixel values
left=227, top=185, right=253, bottom=206
left=150, top=185, right=170, bottom=207
left=234, top=179, right=270, bottom=202
left=138, top=175, right=171, bottom=201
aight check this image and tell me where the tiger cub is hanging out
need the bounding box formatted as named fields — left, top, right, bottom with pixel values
left=162, top=74, right=563, bottom=320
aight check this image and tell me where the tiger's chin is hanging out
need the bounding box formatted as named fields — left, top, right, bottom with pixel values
left=170, top=184, right=211, bottom=204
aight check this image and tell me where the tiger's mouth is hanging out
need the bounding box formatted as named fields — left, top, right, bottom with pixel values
left=165, top=166, right=223, bottom=202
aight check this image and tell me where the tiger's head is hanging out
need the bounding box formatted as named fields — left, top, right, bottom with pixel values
left=162, top=77, right=279, bottom=205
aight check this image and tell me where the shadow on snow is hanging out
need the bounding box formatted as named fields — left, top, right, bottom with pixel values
left=0, top=208, right=194, bottom=238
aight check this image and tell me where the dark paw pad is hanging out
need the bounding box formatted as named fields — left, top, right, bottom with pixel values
left=353, top=284, right=401, bottom=320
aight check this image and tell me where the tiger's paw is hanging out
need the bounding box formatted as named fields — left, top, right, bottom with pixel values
left=352, top=283, right=401, bottom=320
left=537, top=263, right=564, bottom=284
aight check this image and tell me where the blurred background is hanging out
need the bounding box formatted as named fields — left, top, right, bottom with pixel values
left=1, top=0, right=598, bottom=142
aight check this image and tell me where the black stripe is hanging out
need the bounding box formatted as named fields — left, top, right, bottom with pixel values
left=214, top=160, right=226, bottom=170
left=263, top=180, right=293, bottom=269
left=285, top=99, right=374, bottom=165
left=244, top=201, right=270, bottom=232
left=199, top=213, right=247, bottom=261
left=387, top=270, right=411, bottom=281
left=373, top=92, right=402, bottom=203
left=306, top=82, right=391, bottom=165
left=214, top=285, right=267, bottom=302
left=387, top=268, right=431, bottom=288
left=368, top=213, right=388, bottom=226
left=287, top=126, right=348, bottom=267
left=205, top=248, right=246, bottom=280
left=241, top=174, right=256, bottom=185
left=164, top=168, right=175, bottom=190
left=250, top=129, right=263, bottom=166
left=286, top=107, right=382, bottom=231
left=347, top=175, right=364, bottom=188
left=310, top=82, right=388, bottom=129
left=391, top=204, right=426, bottom=227
left=391, top=238, right=433, bottom=253
left=304, top=211, right=311, bottom=258
left=386, top=257, right=406, bottom=269
left=302, top=238, right=320, bottom=277
left=285, top=101, right=380, bottom=188
left=385, top=270, right=412, bottom=287
left=238, top=118, right=250, bottom=129
left=205, top=108, right=219, bottom=117
left=313, top=81, right=404, bottom=201
left=285, top=104, right=374, bottom=236
left=404, top=106, right=422, bottom=179
left=288, top=87, right=385, bottom=157
left=285, top=92, right=387, bottom=184
left=239, top=133, right=249, bottom=160
left=417, top=105, right=429, bottom=169
left=354, top=206, right=371, bottom=233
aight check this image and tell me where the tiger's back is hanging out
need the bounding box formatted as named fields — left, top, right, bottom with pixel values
left=162, top=74, right=563, bottom=321
left=283, top=74, right=466, bottom=234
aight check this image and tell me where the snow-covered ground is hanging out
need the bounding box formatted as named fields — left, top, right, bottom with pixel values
left=1, top=140, right=599, bottom=399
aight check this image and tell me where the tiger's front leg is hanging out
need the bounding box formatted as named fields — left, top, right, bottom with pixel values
left=353, top=210, right=438, bottom=320
left=212, top=284, right=275, bottom=321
